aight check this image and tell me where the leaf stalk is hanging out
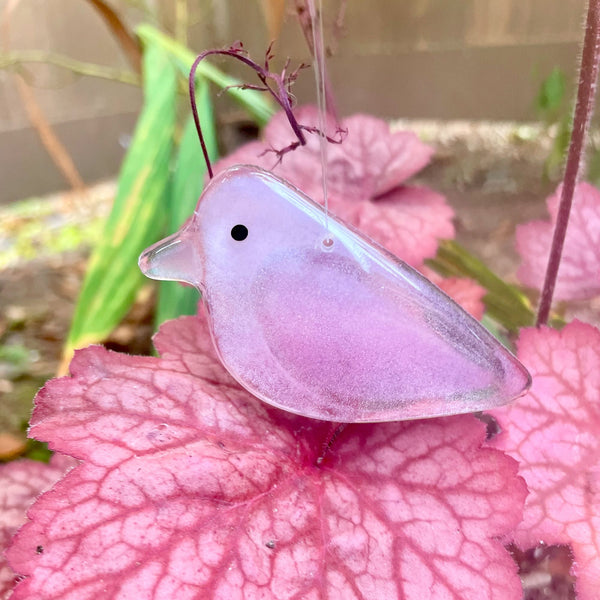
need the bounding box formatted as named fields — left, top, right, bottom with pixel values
left=536, top=0, right=600, bottom=326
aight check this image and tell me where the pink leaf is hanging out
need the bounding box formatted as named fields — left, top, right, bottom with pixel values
left=0, top=455, right=76, bottom=599
left=421, top=267, right=486, bottom=321
left=340, top=115, right=434, bottom=196
left=214, top=106, right=453, bottom=266
left=489, top=321, right=600, bottom=600
left=516, top=182, right=600, bottom=301
left=348, top=187, right=454, bottom=268
left=7, top=315, right=526, bottom=600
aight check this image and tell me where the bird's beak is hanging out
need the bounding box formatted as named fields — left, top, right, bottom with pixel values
left=138, top=223, right=202, bottom=288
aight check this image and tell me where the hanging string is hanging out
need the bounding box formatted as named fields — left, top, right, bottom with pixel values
left=307, top=0, right=330, bottom=235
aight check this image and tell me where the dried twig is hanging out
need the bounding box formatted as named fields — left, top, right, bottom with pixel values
left=175, top=0, right=189, bottom=46
left=86, top=0, right=142, bottom=73
left=2, top=0, right=85, bottom=193
left=14, top=76, right=86, bottom=192
left=260, top=124, right=346, bottom=165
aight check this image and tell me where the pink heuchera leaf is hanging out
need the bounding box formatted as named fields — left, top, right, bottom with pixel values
left=489, top=321, right=600, bottom=600
left=420, top=267, right=486, bottom=320
left=214, top=106, right=454, bottom=266
left=433, top=277, right=485, bottom=321
left=0, top=455, right=76, bottom=598
left=6, top=315, right=526, bottom=600
left=516, top=182, right=600, bottom=301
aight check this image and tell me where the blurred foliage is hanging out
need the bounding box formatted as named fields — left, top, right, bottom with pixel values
left=536, top=67, right=566, bottom=117
left=5, top=2, right=568, bottom=372
left=0, top=343, right=32, bottom=379
left=427, top=240, right=535, bottom=333
left=137, top=25, right=274, bottom=127
left=21, top=439, right=53, bottom=463
left=535, top=68, right=572, bottom=181
left=536, top=66, right=600, bottom=186
left=64, top=40, right=177, bottom=366
left=0, top=195, right=106, bottom=269
left=155, top=95, right=217, bottom=325
left=61, top=20, right=275, bottom=371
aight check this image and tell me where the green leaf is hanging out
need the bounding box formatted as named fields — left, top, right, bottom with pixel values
left=23, top=440, right=52, bottom=464
left=136, top=24, right=275, bottom=127
left=426, top=240, right=535, bottom=332
left=156, top=78, right=218, bottom=325
left=543, top=113, right=571, bottom=180
left=586, top=144, right=600, bottom=187
left=536, top=67, right=566, bottom=117
left=62, top=41, right=177, bottom=369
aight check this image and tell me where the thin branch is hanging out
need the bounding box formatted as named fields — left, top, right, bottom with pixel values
left=0, top=50, right=141, bottom=85
left=331, top=0, right=347, bottom=55
left=2, top=0, right=85, bottom=193
left=15, top=74, right=86, bottom=192
left=175, top=0, right=188, bottom=46
left=86, top=0, right=142, bottom=73
left=188, top=43, right=346, bottom=179
left=536, top=0, right=600, bottom=326
left=261, top=124, right=346, bottom=164
left=259, top=0, right=286, bottom=41
left=189, top=45, right=309, bottom=178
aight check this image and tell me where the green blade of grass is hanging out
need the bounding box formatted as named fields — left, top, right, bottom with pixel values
left=62, top=40, right=177, bottom=370
left=156, top=77, right=218, bottom=325
left=136, top=24, right=275, bottom=127
left=426, top=239, right=535, bottom=332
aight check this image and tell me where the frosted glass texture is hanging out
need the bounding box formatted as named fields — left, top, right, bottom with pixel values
left=140, top=165, right=530, bottom=422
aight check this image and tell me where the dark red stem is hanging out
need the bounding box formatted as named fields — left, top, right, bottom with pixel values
left=189, top=48, right=308, bottom=179
left=316, top=423, right=346, bottom=465
left=536, top=0, right=600, bottom=326
left=189, top=53, right=215, bottom=179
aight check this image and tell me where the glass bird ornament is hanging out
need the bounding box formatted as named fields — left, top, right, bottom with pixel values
left=139, top=165, right=531, bottom=422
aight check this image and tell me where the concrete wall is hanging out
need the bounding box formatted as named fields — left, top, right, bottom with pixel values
left=0, top=0, right=587, bottom=203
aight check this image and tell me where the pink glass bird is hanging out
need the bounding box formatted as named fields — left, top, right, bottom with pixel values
left=139, top=164, right=530, bottom=422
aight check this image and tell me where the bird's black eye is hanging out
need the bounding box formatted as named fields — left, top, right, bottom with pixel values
left=231, top=224, right=248, bottom=241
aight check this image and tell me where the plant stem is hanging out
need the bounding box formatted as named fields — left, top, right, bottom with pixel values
left=15, top=74, right=85, bottom=192
left=536, top=0, right=600, bottom=326
left=86, top=0, right=142, bottom=73
left=188, top=46, right=309, bottom=178
left=137, top=24, right=275, bottom=127
left=175, top=0, right=188, bottom=46
left=316, top=423, right=346, bottom=465
left=0, top=51, right=141, bottom=86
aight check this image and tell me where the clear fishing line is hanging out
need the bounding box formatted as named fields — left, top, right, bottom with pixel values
left=308, top=0, right=331, bottom=241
